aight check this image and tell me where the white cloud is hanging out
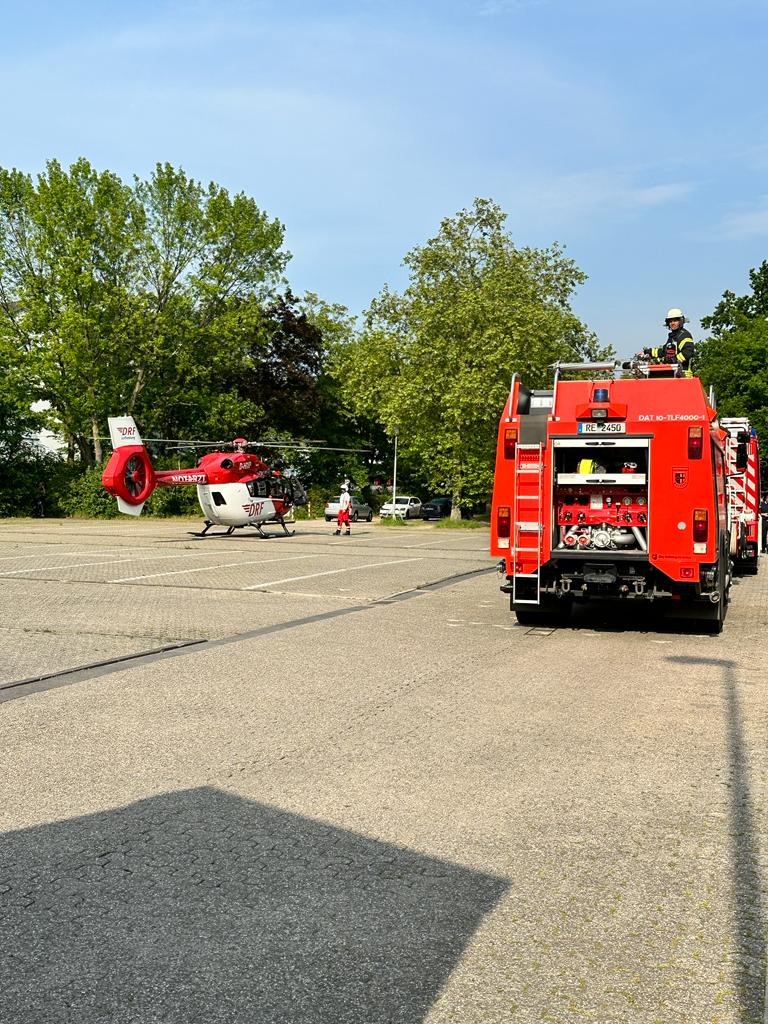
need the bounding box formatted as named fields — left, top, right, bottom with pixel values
left=721, top=197, right=768, bottom=238
left=503, top=168, right=694, bottom=225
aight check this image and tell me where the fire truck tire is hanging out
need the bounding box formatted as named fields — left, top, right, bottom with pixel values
left=695, top=601, right=724, bottom=634
left=691, top=550, right=728, bottom=634
left=734, top=554, right=759, bottom=576
left=514, top=599, right=571, bottom=627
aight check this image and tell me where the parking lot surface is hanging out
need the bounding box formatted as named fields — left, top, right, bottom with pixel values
left=1, top=517, right=766, bottom=1023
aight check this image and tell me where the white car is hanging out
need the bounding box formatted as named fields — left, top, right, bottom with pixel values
left=379, top=495, right=422, bottom=519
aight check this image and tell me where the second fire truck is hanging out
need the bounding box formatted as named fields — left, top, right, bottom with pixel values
left=490, top=360, right=757, bottom=633
left=720, top=416, right=761, bottom=574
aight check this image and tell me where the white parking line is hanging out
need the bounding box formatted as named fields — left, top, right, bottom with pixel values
left=0, top=557, right=136, bottom=576
left=0, top=550, right=221, bottom=577
left=0, top=552, right=78, bottom=562
left=244, top=557, right=422, bottom=589
left=0, top=550, right=137, bottom=563
left=111, top=554, right=314, bottom=583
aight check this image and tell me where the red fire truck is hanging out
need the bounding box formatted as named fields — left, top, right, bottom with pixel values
left=720, top=417, right=761, bottom=574
left=490, top=360, right=736, bottom=633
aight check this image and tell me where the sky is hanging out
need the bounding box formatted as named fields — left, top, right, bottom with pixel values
left=1, top=0, right=767, bottom=360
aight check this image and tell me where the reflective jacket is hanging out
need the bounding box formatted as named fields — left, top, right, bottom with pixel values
left=648, top=327, right=695, bottom=376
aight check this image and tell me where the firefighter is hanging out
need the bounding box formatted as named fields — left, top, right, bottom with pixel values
left=639, top=308, right=695, bottom=376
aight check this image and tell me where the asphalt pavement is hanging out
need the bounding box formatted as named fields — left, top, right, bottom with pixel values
left=0, top=517, right=766, bottom=1023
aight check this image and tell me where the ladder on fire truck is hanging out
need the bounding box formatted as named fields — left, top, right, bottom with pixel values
left=512, top=443, right=544, bottom=606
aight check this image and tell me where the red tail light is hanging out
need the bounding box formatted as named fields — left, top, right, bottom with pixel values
left=688, top=426, right=703, bottom=459
left=503, top=427, right=518, bottom=459
left=693, top=508, right=708, bottom=543
left=497, top=506, right=511, bottom=538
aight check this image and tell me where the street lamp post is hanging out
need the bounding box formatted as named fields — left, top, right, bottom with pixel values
left=391, top=432, right=398, bottom=519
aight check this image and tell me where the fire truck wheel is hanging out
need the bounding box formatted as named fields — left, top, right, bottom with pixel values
left=696, top=602, right=724, bottom=635
left=735, top=556, right=759, bottom=576
left=693, top=552, right=728, bottom=634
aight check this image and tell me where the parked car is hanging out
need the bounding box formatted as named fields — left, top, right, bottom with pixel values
left=379, top=495, right=422, bottom=519
left=324, top=495, right=373, bottom=522
left=421, top=496, right=452, bottom=520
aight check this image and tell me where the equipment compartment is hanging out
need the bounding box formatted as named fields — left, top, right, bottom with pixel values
left=552, top=438, right=649, bottom=554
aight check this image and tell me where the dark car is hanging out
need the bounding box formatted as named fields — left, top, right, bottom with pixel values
left=421, top=496, right=452, bottom=520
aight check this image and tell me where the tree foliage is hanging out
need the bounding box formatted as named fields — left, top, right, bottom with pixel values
left=238, top=290, right=325, bottom=435
left=330, top=198, right=608, bottom=514
left=0, top=159, right=289, bottom=464
left=697, top=261, right=768, bottom=441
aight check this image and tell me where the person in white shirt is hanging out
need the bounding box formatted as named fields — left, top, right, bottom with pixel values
left=334, top=484, right=352, bottom=536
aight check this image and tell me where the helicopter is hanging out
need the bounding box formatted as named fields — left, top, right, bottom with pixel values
left=102, top=415, right=319, bottom=537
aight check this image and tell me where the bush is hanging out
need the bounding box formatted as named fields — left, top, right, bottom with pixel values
left=434, top=516, right=489, bottom=529
left=365, top=491, right=389, bottom=515
left=0, top=442, right=74, bottom=518
left=59, top=466, right=120, bottom=518
left=293, top=484, right=328, bottom=520
left=144, top=485, right=200, bottom=517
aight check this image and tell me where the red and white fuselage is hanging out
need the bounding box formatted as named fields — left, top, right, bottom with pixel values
left=102, top=416, right=298, bottom=529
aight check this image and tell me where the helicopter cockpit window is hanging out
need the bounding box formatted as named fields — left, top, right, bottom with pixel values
left=247, top=478, right=269, bottom=498
left=269, top=478, right=285, bottom=499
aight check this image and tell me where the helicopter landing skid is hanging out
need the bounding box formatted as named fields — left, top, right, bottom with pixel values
left=188, top=520, right=237, bottom=538
left=188, top=517, right=295, bottom=539
left=253, top=516, right=295, bottom=538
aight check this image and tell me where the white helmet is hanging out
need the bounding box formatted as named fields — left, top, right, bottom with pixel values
left=340, top=483, right=348, bottom=491
left=665, top=307, right=686, bottom=325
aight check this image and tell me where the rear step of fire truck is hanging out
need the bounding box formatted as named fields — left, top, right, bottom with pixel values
left=512, top=443, right=544, bottom=606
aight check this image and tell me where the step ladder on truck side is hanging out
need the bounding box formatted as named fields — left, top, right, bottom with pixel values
left=511, top=443, right=545, bottom=606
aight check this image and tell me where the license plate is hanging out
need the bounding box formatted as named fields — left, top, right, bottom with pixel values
left=578, top=422, right=626, bottom=433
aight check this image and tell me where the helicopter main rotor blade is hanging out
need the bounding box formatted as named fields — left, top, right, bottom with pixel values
left=98, top=435, right=372, bottom=453
left=246, top=443, right=373, bottom=452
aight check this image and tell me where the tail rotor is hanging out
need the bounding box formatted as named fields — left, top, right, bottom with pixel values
left=102, top=417, right=156, bottom=515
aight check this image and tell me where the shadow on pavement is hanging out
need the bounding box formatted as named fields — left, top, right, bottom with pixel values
left=566, top=600, right=728, bottom=635
left=668, top=655, right=766, bottom=1022
left=0, top=787, right=508, bottom=1023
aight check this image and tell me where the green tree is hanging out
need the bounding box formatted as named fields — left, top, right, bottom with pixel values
left=330, top=198, right=607, bottom=517
left=0, top=159, right=142, bottom=463
left=700, top=261, right=768, bottom=337
left=698, top=262, right=768, bottom=441
left=238, top=290, right=325, bottom=435
left=128, top=163, right=287, bottom=441
left=0, top=159, right=289, bottom=465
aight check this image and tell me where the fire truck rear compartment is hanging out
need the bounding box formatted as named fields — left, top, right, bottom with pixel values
left=552, top=437, right=649, bottom=555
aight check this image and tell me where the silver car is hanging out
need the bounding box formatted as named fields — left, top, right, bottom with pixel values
left=324, top=495, right=374, bottom=522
